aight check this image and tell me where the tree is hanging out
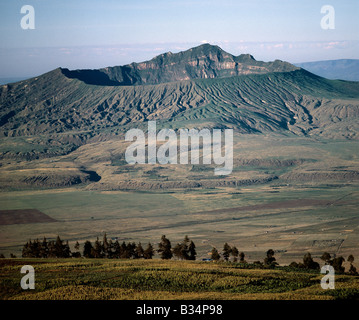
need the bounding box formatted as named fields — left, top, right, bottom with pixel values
left=92, top=237, right=103, bottom=258
left=239, top=252, right=246, bottom=263
left=22, top=240, right=32, bottom=258
left=303, top=252, right=320, bottom=270
left=107, top=239, right=114, bottom=258
left=113, top=240, right=121, bottom=259
left=332, top=256, right=345, bottom=273
left=181, top=235, right=191, bottom=260
left=347, top=255, right=357, bottom=275
left=158, top=235, right=172, bottom=260
left=210, top=247, right=220, bottom=261
left=173, top=236, right=194, bottom=260
left=173, top=243, right=184, bottom=260
left=188, top=241, right=196, bottom=260
left=348, top=254, right=355, bottom=264
left=102, top=233, right=110, bottom=258
left=231, top=246, right=239, bottom=262
left=63, top=240, right=71, bottom=258
left=72, top=241, right=81, bottom=258
left=47, top=240, right=56, bottom=258
left=83, top=240, right=94, bottom=258
left=222, top=243, right=232, bottom=261
left=120, top=241, right=128, bottom=259
left=127, top=242, right=136, bottom=259
left=143, top=242, right=155, bottom=259
left=264, top=249, right=276, bottom=266
left=320, top=252, right=332, bottom=265
left=40, top=237, right=49, bottom=258
left=135, top=242, right=144, bottom=259
left=51, top=235, right=70, bottom=258
left=31, top=239, right=40, bottom=258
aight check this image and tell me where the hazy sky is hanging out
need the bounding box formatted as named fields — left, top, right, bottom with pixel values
left=0, top=0, right=358, bottom=77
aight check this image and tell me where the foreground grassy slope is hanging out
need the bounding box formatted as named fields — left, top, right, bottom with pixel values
left=1, top=259, right=358, bottom=300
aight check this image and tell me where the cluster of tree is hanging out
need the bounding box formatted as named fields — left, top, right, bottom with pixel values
left=288, top=252, right=358, bottom=274
left=4, top=235, right=355, bottom=275
left=209, top=245, right=358, bottom=275
left=318, top=252, right=357, bottom=275
left=171, top=235, right=197, bottom=260
left=82, top=236, right=155, bottom=259
left=22, top=236, right=71, bottom=258
left=210, top=242, right=246, bottom=263
left=20, top=234, right=155, bottom=259
left=83, top=234, right=197, bottom=260
left=19, top=234, right=197, bottom=260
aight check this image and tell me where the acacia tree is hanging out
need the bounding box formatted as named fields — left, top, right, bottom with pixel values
left=321, top=252, right=332, bottom=265
left=264, top=249, right=276, bottom=266
left=332, top=256, right=345, bottom=273
left=303, top=252, right=320, bottom=270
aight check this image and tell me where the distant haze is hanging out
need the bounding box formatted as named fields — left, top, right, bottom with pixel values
left=295, top=59, right=359, bottom=81
left=0, top=0, right=358, bottom=78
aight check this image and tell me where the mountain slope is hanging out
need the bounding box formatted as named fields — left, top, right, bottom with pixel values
left=295, top=59, right=359, bottom=81
left=1, top=44, right=359, bottom=141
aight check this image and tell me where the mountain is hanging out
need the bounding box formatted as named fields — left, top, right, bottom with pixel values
left=0, top=77, right=32, bottom=85
left=1, top=44, right=359, bottom=143
left=294, top=59, right=359, bottom=81
left=62, top=44, right=299, bottom=86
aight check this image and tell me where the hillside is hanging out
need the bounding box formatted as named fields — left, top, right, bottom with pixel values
left=1, top=45, right=359, bottom=142
left=1, top=258, right=359, bottom=300
left=295, top=59, right=359, bottom=81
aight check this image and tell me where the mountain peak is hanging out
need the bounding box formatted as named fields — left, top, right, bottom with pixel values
left=63, top=44, right=300, bottom=86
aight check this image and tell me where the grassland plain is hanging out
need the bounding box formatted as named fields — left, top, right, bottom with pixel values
left=1, top=134, right=359, bottom=266
left=1, top=258, right=359, bottom=300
